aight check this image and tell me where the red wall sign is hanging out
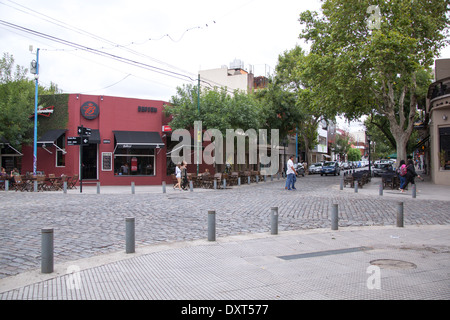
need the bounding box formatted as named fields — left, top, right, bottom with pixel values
left=81, top=101, right=100, bottom=120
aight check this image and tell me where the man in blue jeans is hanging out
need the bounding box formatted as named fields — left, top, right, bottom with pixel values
left=285, top=155, right=296, bottom=190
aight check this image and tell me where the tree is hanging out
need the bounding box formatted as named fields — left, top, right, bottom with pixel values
left=347, top=148, right=361, bottom=161
left=298, top=0, right=449, bottom=162
left=0, top=52, right=62, bottom=148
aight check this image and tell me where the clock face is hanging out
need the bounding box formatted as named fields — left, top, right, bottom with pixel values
left=81, top=101, right=100, bottom=120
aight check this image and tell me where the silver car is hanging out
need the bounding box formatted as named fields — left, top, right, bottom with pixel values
left=309, top=162, right=323, bottom=174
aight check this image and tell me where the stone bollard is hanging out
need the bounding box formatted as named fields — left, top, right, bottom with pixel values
left=397, top=202, right=404, bottom=227
left=41, top=228, right=54, bottom=273
left=125, top=217, right=135, bottom=253
left=271, top=207, right=278, bottom=235
left=331, top=204, right=339, bottom=230
left=208, top=210, right=216, bottom=241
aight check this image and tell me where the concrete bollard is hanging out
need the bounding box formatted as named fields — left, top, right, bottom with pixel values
left=125, top=217, right=135, bottom=253
left=34, top=180, right=38, bottom=192
left=271, top=207, right=278, bottom=235
left=214, top=179, right=217, bottom=189
left=238, top=177, right=241, bottom=186
left=41, top=228, right=54, bottom=273
left=379, top=183, right=383, bottom=196
left=97, top=182, right=100, bottom=194
left=412, top=184, right=416, bottom=198
left=63, top=181, right=67, bottom=194
left=208, top=210, right=216, bottom=241
left=223, top=178, right=226, bottom=189
left=131, top=182, right=135, bottom=194
left=5, top=180, right=9, bottom=191
left=354, top=181, right=358, bottom=193
left=331, top=204, right=339, bottom=230
left=340, top=178, right=343, bottom=190
left=397, top=202, right=404, bottom=227
left=189, top=181, right=193, bottom=192
left=162, top=181, right=166, bottom=193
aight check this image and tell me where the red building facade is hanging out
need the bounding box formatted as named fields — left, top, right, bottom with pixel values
left=21, top=94, right=178, bottom=186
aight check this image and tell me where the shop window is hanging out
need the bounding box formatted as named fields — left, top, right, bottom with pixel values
left=439, top=127, right=450, bottom=170
left=114, top=148, right=155, bottom=176
left=56, top=134, right=65, bottom=167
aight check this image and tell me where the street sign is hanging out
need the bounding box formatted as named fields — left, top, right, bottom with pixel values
left=67, top=136, right=81, bottom=145
left=68, top=136, right=89, bottom=145
left=77, top=126, right=92, bottom=136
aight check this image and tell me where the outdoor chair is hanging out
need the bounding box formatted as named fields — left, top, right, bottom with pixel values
left=13, top=175, right=29, bottom=192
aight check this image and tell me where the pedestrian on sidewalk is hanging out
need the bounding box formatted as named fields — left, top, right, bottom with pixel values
left=398, top=160, right=407, bottom=192
left=401, top=159, right=423, bottom=192
left=285, top=155, right=296, bottom=190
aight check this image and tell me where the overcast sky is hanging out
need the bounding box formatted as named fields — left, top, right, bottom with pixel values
left=1, top=0, right=449, bottom=132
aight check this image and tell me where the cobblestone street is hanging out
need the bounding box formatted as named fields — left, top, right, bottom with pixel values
left=1, top=174, right=449, bottom=279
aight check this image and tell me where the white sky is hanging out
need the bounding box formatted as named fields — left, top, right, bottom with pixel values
left=1, top=0, right=449, bottom=132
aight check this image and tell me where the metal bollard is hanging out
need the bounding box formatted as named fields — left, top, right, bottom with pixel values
left=214, top=179, right=217, bottom=189
left=397, top=202, right=404, bottom=227
left=34, top=180, right=38, bottom=192
left=271, top=207, right=278, bottom=235
left=238, top=177, right=241, bottom=186
left=248, top=176, right=250, bottom=184
left=5, top=180, right=9, bottom=191
left=63, top=181, right=67, bottom=194
left=97, top=182, right=100, bottom=194
left=131, top=182, right=135, bottom=194
left=41, top=228, right=54, bottom=273
left=223, top=178, right=226, bottom=189
left=340, top=178, right=343, bottom=190
left=162, top=181, right=166, bottom=193
left=208, top=210, right=216, bottom=241
left=354, top=181, right=358, bottom=193
left=189, top=181, right=193, bottom=192
left=125, top=217, right=135, bottom=253
left=379, top=183, right=383, bottom=196
left=331, top=204, right=339, bottom=230
left=412, top=184, right=416, bottom=198
left=271, top=175, right=273, bottom=182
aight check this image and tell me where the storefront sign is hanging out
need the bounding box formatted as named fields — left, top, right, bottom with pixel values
left=81, top=101, right=100, bottom=120
left=162, top=125, right=172, bottom=132
left=138, top=106, right=157, bottom=113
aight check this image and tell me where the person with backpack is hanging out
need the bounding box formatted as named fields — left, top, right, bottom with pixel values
left=400, top=159, right=423, bottom=193
left=398, top=160, right=407, bottom=192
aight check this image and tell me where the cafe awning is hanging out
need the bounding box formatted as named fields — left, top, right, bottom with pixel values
left=113, top=131, right=164, bottom=151
left=37, top=129, right=66, bottom=154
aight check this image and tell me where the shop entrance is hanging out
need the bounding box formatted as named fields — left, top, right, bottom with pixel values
left=82, top=143, right=98, bottom=180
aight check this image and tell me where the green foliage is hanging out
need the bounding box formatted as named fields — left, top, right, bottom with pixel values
left=347, top=148, right=361, bottom=161
left=0, top=52, right=62, bottom=148
left=164, top=84, right=263, bottom=134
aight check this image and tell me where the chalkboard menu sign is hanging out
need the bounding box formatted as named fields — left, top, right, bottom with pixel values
left=102, top=152, right=112, bottom=171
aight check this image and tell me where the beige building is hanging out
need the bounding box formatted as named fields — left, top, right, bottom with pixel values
left=426, top=58, right=450, bottom=185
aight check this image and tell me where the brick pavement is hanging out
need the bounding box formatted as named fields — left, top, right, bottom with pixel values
left=0, top=174, right=449, bottom=279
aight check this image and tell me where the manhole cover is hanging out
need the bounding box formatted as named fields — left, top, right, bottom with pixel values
left=370, top=259, right=417, bottom=269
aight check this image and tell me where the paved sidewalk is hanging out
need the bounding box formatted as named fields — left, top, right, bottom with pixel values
left=1, top=225, right=449, bottom=301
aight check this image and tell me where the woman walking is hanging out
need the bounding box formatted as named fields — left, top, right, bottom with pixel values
left=400, top=159, right=423, bottom=193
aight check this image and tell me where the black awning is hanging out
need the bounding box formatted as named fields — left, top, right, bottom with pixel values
left=37, top=129, right=66, bottom=146
left=88, top=130, right=101, bottom=144
left=113, top=131, right=164, bottom=149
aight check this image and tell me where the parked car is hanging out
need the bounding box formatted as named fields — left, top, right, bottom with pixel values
left=321, top=161, right=341, bottom=176
left=341, top=162, right=350, bottom=170
left=372, top=163, right=394, bottom=177
left=308, top=162, right=323, bottom=174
